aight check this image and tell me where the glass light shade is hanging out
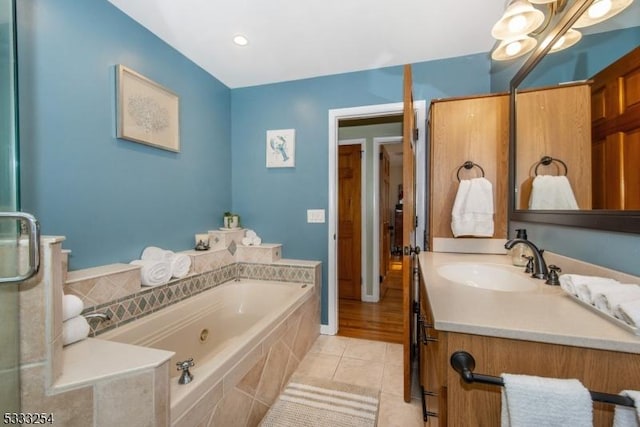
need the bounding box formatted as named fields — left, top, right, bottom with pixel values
left=492, top=36, right=538, bottom=60
left=491, top=0, right=546, bottom=40
left=573, top=0, right=633, bottom=28
left=549, top=28, right=582, bottom=52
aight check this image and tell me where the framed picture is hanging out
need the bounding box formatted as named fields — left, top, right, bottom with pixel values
left=116, top=65, right=180, bottom=152
left=266, top=129, right=295, bottom=168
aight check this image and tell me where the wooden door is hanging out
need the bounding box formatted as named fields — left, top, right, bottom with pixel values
left=338, top=144, right=362, bottom=301
left=402, top=64, right=417, bottom=402
left=379, top=145, right=391, bottom=292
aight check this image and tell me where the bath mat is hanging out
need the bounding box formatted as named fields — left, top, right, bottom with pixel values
left=259, top=375, right=380, bottom=427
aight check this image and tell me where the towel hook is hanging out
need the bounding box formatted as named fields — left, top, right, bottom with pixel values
left=456, top=161, right=485, bottom=182
left=534, top=156, right=568, bottom=176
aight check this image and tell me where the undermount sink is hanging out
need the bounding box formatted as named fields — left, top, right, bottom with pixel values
left=436, top=262, right=538, bottom=292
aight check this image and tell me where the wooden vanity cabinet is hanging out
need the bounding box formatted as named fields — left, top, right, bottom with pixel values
left=419, top=273, right=640, bottom=427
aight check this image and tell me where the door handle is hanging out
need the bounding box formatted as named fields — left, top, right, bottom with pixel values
left=403, top=246, right=421, bottom=256
left=0, top=212, right=41, bottom=284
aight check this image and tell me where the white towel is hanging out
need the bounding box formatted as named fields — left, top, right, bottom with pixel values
left=501, top=373, right=592, bottom=427
left=130, top=259, right=172, bottom=286
left=618, top=300, right=640, bottom=328
left=451, top=177, right=494, bottom=237
left=593, top=285, right=640, bottom=316
left=529, top=175, right=579, bottom=210
left=559, top=274, right=620, bottom=298
left=242, top=229, right=262, bottom=246
left=62, top=294, right=84, bottom=321
left=141, top=246, right=191, bottom=278
left=613, top=390, right=640, bottom=427
left=576, top=282, right=624, bottom=305
left=62, top=316, right=90, bottom=346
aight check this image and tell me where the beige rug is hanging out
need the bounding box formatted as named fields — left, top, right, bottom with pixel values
left=260, top=375, right=380, bottom=427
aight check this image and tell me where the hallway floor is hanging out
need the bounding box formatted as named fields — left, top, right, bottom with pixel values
left=292, top=335, right=423, bottom=426
left=338, top=258, right=403, bottom=343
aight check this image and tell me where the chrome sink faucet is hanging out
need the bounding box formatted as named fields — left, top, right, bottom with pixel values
left=504, top=239, right=548, bottom=280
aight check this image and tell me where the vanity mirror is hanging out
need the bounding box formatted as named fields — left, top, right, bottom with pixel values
left=509, top=0, right=640, bottom=233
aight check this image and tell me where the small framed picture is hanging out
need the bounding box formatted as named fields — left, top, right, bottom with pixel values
left=116, top=65, right=180, bottom=152
left=266, top=129, right=295, bottom=168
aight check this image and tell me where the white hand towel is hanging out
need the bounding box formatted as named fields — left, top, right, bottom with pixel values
left=62, top=294, right=84, bottom=321
left=141, top=246, right=173, bottom=261
left=130, top=259, right=172, bottom=286
left=62, top=316, right=90, bottom=346
left=593, top=285, right=640, bottom=316
left=451, top=177, right=494, bottom=237
left=613, top=390, right=640, bottom=427
left=529, top=175, right=579, bottom=210
left=170, top=253, right=191, bottom=279
left=618, top=300, right=640, bottom=327
left=559, top=274, right=620, bottom=298
left=576, top=282, right=622, bottom=305
left=501, top=373, right=592, bottom=427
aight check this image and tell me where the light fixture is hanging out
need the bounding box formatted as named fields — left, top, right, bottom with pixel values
left=572, top=0, right=633, bottom=28
left=548, top=28, right=583, bottom=52
left=491, top=35, right=538, bottom=61
left=492, top=0, right=546, bottom=40
left=233, top=34, right=249, bottom=46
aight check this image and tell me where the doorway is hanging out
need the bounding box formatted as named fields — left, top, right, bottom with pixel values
left=326, top=101, right=427, bottom=339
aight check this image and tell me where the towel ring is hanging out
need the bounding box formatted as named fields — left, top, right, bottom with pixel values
left=534, top=156, right=568, bottom=176
left=456, top=161, right=485, bottom=182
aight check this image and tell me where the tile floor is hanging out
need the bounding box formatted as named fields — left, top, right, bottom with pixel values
left=290, top=334, right=424, bottom=426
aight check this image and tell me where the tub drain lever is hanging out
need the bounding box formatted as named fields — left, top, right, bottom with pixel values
left=176, top=358, right=195, bottom=385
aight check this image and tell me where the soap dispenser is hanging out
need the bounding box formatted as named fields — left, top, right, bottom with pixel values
left=509, top=229, right=533, bottom=267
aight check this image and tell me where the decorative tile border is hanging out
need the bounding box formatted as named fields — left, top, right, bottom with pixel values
left=83, top=262, right=317, bottom=337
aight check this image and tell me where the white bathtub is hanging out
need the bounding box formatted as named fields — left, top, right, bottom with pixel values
left=101, top=278, right=315, bottom=425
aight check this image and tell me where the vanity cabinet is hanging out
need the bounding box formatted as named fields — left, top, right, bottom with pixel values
left=419, top=271, right=640, bottom=427
left=428, top=94, right=509, bottom=248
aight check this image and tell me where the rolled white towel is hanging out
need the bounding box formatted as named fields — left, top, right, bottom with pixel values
left=252, top=236, right=262, bottom=245
left=130, top=259, right=172, bottom=286
left=618, top=300, right=640, bottom=328
left=170, top=253, right=191, bottom=279
left=576, top=282, right=622, bottom=304
left=141, top=246, right=173, bottom=261
left=62, top=316, right=90, bottom=346
left=242, top=237, right=252, bottom=246
left=593, top=285, right=640, bottom=316
left=62, top=294, right=84, bottom=321
left=613, top=390, right=640, bottom=427
left=559, top=274, right=620, bottom=299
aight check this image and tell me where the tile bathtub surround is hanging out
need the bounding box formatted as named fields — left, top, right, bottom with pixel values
left=65, top=263, right=142, bottom=307
left=84, top=261, right=319, bottom=336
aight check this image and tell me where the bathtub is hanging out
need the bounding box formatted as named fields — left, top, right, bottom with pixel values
left=101, top=278, right=316, bottom=425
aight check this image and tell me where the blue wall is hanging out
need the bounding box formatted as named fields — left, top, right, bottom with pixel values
left=17, top=0, right=231, bottom=270
left=231, top=54, right=493, bottom=323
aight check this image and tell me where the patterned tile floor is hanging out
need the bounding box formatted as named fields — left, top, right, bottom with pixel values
left=289, top=335, right=424, bottom=426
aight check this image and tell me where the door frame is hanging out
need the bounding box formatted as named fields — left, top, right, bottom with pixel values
left=325, top=101, right=426, bottom=335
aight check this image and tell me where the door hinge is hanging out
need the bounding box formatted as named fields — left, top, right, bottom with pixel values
left=413, top=300, right=420, bottom=314
left=413, top=128, right=419, bottom=141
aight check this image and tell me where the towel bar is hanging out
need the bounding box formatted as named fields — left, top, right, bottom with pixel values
left=450, top=351, right=635, bottom=408
left=534, top=156, right=568, bottom=176
left=456, top=161, right=485, bottom=182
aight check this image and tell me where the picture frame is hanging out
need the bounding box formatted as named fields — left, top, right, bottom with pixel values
left=266, top=129, right=295, bottom=168
left=116, top=64, right=180, bottom=152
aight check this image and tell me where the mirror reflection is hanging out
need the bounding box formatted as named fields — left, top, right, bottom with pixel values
left=513, top=0, right=639, bottom=211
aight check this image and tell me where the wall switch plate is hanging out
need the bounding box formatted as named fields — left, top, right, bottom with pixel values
left=307, top=209, right=325, bottom=223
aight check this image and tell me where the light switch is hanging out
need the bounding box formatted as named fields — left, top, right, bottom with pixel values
left=307, top=209, right=325, bottom=223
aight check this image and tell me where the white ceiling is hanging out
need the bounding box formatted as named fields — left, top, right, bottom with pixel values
left=106, top=0, right=506, bottom=88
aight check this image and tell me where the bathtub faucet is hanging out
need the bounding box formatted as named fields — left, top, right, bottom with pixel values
left=176, top=358, right=195, bottom=385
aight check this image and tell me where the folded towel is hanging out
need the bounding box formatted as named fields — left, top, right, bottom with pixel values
left=130, top=259, right=172, bottom=286
left=529, top=175, right=579, bottom=210
left=559, top=274, right=620, bottom=298
left=62, top=316, right=90, bottom=346
left=613, top=390, right=640, bottom=427
left=576, top=282, right=623, bottom=305
left=451, top=177, right=494, bottom=237
left=62, top=294, right=84, bottom=321
left=501, top=373, right=592, bottom=427
left=618, top=300, right=640, bottom=328
left=170, top=253, right=191, bottom=278
left=242, top=229, right=262, bottom=246
left=593, top=285, right=640, bottom=316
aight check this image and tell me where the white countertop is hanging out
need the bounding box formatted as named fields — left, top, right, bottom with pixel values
left=418, top=252, right=640, bottom=354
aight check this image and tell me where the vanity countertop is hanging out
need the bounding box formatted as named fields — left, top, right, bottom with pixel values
left=418, top=252, right=640, bottom=354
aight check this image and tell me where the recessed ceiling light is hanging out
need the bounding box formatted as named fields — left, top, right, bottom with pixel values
left=233, top=35, right=249, bottom=46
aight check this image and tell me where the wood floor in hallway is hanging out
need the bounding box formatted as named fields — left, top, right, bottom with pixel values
left=338, top=259, right=403, bottom=344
